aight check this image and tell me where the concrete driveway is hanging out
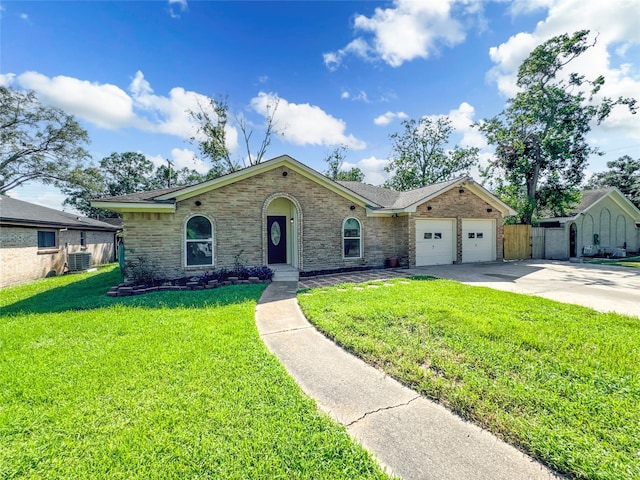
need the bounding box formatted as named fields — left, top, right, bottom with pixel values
left=408, top=260, right=640, bottom=318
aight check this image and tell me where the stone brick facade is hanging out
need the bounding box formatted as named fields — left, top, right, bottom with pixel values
left=0, top=227, right=116, bottom=288
left=122, top=166, right=407, bottom=279
left=119, top=165, right=507, bottom=280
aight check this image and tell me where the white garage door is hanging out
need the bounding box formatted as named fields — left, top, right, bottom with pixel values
left=415, top=219, right=455, bottom=266
left=462, top=219, right=495, bottom=263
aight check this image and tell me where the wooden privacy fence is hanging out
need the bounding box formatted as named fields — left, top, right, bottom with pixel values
left=503, top=224, right=532, bottom=260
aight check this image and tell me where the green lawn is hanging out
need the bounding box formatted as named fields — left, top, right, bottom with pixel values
left=0, top=266, right=389, bottom=479
left=298, top=278, right=640, bottom=480
left=584, top=255, right=640, bottom=268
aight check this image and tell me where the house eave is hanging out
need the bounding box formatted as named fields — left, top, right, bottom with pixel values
left=155, top=155, right=380, bottom=208
left=365, top=208, right=408, bottom=217
left=90, top=201, right=176, bottom=214
left=404, top=178, right=517, bottom=216
left=0, top=219, right=119, bottom=231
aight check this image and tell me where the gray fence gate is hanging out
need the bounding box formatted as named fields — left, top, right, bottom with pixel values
left=531, top=227, right=545, bottom=259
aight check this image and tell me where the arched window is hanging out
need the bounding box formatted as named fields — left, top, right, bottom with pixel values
left=185, top=215, right=213, bottom=266
left=343, top=217, right=362, bottom=259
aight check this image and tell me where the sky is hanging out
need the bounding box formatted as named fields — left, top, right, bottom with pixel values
left=1, top=0, right=639, bottom=213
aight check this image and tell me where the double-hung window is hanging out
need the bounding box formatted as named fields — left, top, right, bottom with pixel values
left=343, top=217, right=362, bottom=258
left=185, top=216, right=213, bottom=266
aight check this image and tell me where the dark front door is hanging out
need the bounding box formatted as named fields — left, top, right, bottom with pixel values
left=267, top=216, right=287, bottom=264
left=569, top=223, right=577, bottom=257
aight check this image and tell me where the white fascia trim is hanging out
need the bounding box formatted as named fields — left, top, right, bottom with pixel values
left=155, top=155, right=379, bottom=207
left=585, top=189, right=640, bottom=221
left=90, top=201, right=176, bottom=213
left=406, top=179, right=516, bottom=216
left=365, top=208, right=407, bottom=217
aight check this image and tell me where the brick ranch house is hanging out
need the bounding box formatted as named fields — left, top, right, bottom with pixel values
left=92, top=155, right=516, bottom=280
left=1, top=195, right=120, bottom=288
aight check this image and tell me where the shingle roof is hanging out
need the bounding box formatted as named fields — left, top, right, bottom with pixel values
left=95, top=186, right=183, bottom=203
left=0, top=195, right=119, bottom=231
left=537, top=188, right=617, bottom=221
left=568, top=188, right=612, bottom=215
left=338, top=177, right=465, bottom=209
left=336, top=181, right=401, bottom=207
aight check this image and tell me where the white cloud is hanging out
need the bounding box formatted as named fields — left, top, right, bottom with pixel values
left=128, top=71, right=218, bottom=141
left=17, top=71, right=138, bottom=129
left=487, top=0, right=640, bottom=151
left=168, top=0, right=188, bottom=19
left=0, top=73, right=15, bottom=86
left=251, top=92, right=366, bottom=149
left=9, top=70, right=238, bottom=147
left=446, top=102, right=487, bottom=149
left=19, top=13, right=28, bottom=21
left=343, top=156, right=390, bottom=185
left=147, top=148, right=210, bottom=174
left=324, top=38, right=372, bottom=71
left=374, top=111, right=408, bottom=126
left=341, top=91, right=350, bottom=100
left=324, top=0, right=468, bottom=69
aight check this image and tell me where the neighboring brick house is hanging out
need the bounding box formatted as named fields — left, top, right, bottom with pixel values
left=0, top=195, right=120, bottom=288
left=92, top=155, right=515, bottom=280
left=536, top=188, right=640, bottom=259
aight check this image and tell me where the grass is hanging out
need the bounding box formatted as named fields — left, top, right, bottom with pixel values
left=584, top=255, right=640, bottom=269
left=0, top=266, right=389, bottom=479
left=298, top=278, right=640, bottom=480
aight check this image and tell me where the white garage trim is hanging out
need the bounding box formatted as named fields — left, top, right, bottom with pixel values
left=415, top=218, right=456, bottom=266
left=462, top=219, right=496, bottom=263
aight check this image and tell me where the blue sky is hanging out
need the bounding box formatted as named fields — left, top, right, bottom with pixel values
left=2, top=0, right=639, bottom=212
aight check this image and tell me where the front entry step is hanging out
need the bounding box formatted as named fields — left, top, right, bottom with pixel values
left=269, top=265, right=299, bottom=282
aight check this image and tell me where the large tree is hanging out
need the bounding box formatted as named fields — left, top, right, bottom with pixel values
left=323, top=145, right=364, bottom=182
left=189, top=94, right=282, bottom=176
left=384, top=116, right=478, bottom=191
left=62, top=152, right=206, bottom=218
left=0, top=86, right=90, bottom=193
left=477, top=30, right=637, bottom=224
left=586, top=155, right=640, bottom=208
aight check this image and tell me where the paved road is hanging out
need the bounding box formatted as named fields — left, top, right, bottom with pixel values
left=408, top=260, right=640, bottom=318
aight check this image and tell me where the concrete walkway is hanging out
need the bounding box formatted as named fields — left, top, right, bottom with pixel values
left=256, top=282, right=561, bottom=480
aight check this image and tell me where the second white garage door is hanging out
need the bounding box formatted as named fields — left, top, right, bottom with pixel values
left=415, top=219, right=455, bottom=266
left=462, top=219, right=495, bottom=263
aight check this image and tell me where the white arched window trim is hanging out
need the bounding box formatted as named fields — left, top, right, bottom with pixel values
left=343, top=217, right=362, bottom=259
left=185, top=215, right=214, bottom=267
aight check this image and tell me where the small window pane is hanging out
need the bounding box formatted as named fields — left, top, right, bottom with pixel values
left=186, top=216, right=212, bottom=239
left=37, top=231, right=56, bottom=248
left=344, top=218, right=360, bottom=238
left=344, top=239, right=361, bottom=258
left=187, top=241, right=213, bottom=265
left=80, top=231, right=86, bottom=247
left=434, top=232, right=442, bottom=240
left=424, top=232, right=432, bottom=239
left=468, top=232, right=475, bottom=239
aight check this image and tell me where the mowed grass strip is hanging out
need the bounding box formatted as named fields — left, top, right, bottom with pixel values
left=298, top=278, right=640, bottom=480
left=0, top=267, right=389, bottom=479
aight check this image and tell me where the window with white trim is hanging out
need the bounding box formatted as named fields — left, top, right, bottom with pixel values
left=185, top=216, right=213, bottom=266
left=343, top=217, right=362, bottom=258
